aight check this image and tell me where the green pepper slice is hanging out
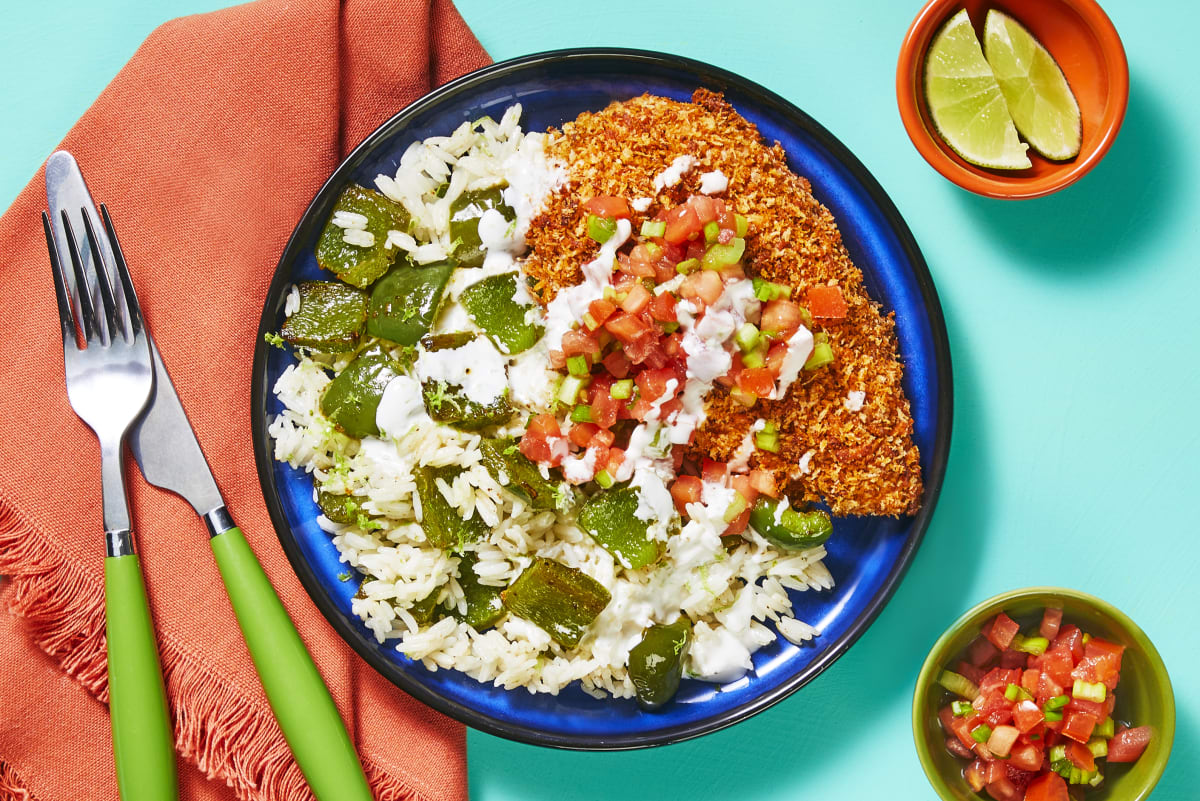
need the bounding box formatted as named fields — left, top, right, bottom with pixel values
left=451, top=553, right=506, bottom=631
left=478, top=437, right=567, bottom=511
left=501, top=558, right=611, bottom=649
left=449, top=186, right=515, bottom=268
left=315, top=185, right=410, bottom=288
left=458, top=272, right=544, bottom=355
left=279, top=281, right=368, bottom=352
left=409, top=590, right=442, bottom=626
left=421, top=381, right=512, bottom=431
left=628, top=617, right=692, bottom=711
left=413, top=465, right=488, bottom=552
left=316, top=489, right=365, bottom=524
left=319, top=346, right=400, bottom=438
left=748, top=496, right=833, bottom=551
left=577, top=486, right=661, bottom=569
left=367, top=259, right=456, bottom=346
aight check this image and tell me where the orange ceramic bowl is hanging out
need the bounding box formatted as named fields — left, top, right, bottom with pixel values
left=896, top=0, right=1128, bottom=199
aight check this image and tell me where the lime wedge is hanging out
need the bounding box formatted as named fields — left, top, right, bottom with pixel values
left=923, top=9, right=1031, bottom=170
left=983, top=9, right=1082, bottom=160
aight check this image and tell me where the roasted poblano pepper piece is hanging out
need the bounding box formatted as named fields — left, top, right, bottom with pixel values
left=628, top=617, right=692, bottom=711
left=279, top=281, right=368, bottom=352
left=478, top=437, right=567, bottom=511
left=317, top=489, right=365, bottom=524
left=458, top=272, right=544, bottom=355
left=577, top=486, right=661, bottom=569
left=316, top=185, right=410, bottom=288
left=501, top=558, right=611, bottom=649
left=748, top=496, right=833, bottom=551
left=367, top=259, right=456, bottom=346
left=421, top=381, right=512, bottom=431
left=414, top=465, right=488, bottom=551
left=409, top=590, right=442, bottom=625
left=451, top=553, right=506, bottom=631
left=449, top=186, right=515, bottom=268
left=319, top=346, right=400, bottom=438
left=419, top=331, right=476, bottom=351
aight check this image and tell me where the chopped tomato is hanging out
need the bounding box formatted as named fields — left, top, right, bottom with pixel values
left=561, top=328, right=601, bottom=360
left=583, top=196, right=630, bottom=219
left=956, top=661, right=985, bottom=686
left=701, top=458, right=728, bottom=485
left=568, top=422, right=598, bottom=448
left=663, top=204, right=702, bottom=244
left=1061, top=711, right=1097, bottom=743
left=1107, top=726, right=1152, bottom=762
left=964, top=760, right=987, bottom=792
left=635, top=367, right=680, bottom=402
left=998, top=649, right=1026, bottom=670
left=687, top=195, right=719, bottom=225
left=986, top=725, right=1019, bottom=758
left=624, top=332, right=665, bottom=366
left=1040, top=608, right=1063, bottom=641
left=648, top=291, right=677, bottom=322
left=1065, top=740, right=1096, bottom=772
left=670, top=475, right=703, bottom=516
left=519, top=414, right=567, bottom=466
left=1012, top=700, right=1043, bottom=733
left=601, top=350, right=632, bottom=379
left=967, top=636, right=1000, bottom=669
left=748, top=469, right=778, bottom=498
left=604, top=311, right=652, bottom=343
left=603, top=447, right=625, bottom=474
left=1021, top=668, right=1040, bottom=693
left=735, top=367, right=776, bottom=398
left=984, top=613, right=1021, bottom=651
left=587, top=297, right=617, bottom=328
left=985, top=776, right=1019, bottom=801
left=760, top=299, right=803, bottom=339
left=1072, top=638, right=1124, bottom=687
left=679, top=270, right=723, bottom=306
left=729, top=475, right=759, bottom=508
left=1009, top=743, right=1043, bottom=772
left=764, top=342, right=789, bottom=376
left=724, top=505, right=751, bottom=535
left=1065, top=695, right=1105, bottom=720
left=1024, top=773, right=1068, bottom=801
left=588, top=385, right=620, bottom=429
left=1052, top=625, right=1085, bottom=661
left=1039, top=647, right=1075, bottom=689
left=621, top=283, right=652, bottom=314
left=946, top=737, right=974, bottom=760
left=807, top=284, right=847, bottom=321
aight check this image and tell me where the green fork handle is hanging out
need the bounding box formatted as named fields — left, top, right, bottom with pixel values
left=105, top=554, right=178, bottom=801
left=210, top=526, right=373, bottom=801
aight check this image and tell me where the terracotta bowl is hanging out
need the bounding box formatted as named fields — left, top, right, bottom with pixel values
left=896, top=0, right=1129, bottom=198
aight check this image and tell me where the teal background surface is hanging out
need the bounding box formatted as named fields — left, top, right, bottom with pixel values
left=3, top=1, right=1196, bottom=799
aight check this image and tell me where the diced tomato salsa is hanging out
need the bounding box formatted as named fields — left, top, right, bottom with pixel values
left=936, top=607, right=1150, bottom=800
left=519, top=192, right=840, bottom=495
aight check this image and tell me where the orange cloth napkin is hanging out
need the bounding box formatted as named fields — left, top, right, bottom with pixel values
left=0, top=1, right=489, bottom=799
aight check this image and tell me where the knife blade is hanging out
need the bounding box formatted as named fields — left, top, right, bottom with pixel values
left=48, top=153, right=374, bottom=801
left=45, top=151, right=225, bottom=517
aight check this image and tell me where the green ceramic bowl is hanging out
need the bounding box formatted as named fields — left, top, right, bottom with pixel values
left=913, top=587, right=1175, bottom=801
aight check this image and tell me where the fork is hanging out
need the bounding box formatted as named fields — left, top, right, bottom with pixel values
left=43, top=206, right=177, bottom=801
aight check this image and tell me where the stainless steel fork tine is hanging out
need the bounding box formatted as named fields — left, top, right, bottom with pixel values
left=59, top=210, right=100, bottom=343
left=100, top=204, right=143, bottom=337
left=80, top=208, right=121, bottom=342
left=41, top=211, right=77, bottom=347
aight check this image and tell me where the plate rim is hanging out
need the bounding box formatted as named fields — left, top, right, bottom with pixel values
left=250, top=46, right=954, bottom=750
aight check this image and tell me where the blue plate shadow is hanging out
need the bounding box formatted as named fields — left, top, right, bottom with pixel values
left=251, top=49, right=953, bottom=750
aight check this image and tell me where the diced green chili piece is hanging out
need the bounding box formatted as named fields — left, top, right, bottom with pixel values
left=804, top=341, right=835, bottom=370
left=628, top=617, right=692, bottom=711
left=316, top=490, right=364, bottom=524
left=570, top=405, right=593, bottom=423
left=748, top=496, right=832, bottom=550
left=970, top=724, right=992, bottom=743
left=587, top=214, right=618, bottom=244
left=1087, top=738, right=1108, bottom=758
left=752, top=277, right=791, bottom=302
left=610, top=379, right=634, bottom=400
left=741, top=347, right=766, bottom=370
left=421, top=380, right=512, bottom=431
left=938, top=670, right=979, bottom=701
left=319, top=346, right=400, bottom=438
left=279, top=281, right=368, bottom=352
left=1094, top=717, right=1115, bottom=738
left=723, top=491, right=748, bottom=523
left=409, top=590, right=442, bottom=626
left=595, top=470, right=615, bottom=489
left=675, top=258, right=699, bottom=274
left=413, top=465, right=488, bottom=551
left=566, top=355, right=589, bottom=376
left=458, top=272, right=544, bottom=355
left=703, top=220, right=720, bottom=244
left=557, top=375, right=589, bottom=405
left=1045, top=694, right=1070, bottom=711
left=952, top=700, right=975, bottom=717
left=1073, top=679, right=1107, bottom=703
left=451, top=553, right=506, bottom=630
left=1049, top=745, right=1067, bottom=763
left=1005, top=683, right=1021, bottom=701
left=501, top=558, right=612, bottom=649
left=449, top=186, right=515, bottom=268
left=316, top=185, right=410, bottom=288
left=477, top=437, right=568, bottom=511
left=754, top=421, right=779, bottom=452
left=1044, top=709, right=1064, bottom=722
left=641, top=220, right=666, bottom=238
left=578, top=486, right=662, bottom=569
left=701, top=237, right=745, bottom=270
left=735, top=323, right=760, bottom=353
left=1013, top=634, right=1049, bottom=655
left=734, top=213, right=749, bottom=237
left=367, top=258, right=456, bottom=345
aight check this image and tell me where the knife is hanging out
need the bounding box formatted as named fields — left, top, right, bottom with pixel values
left=47, top=152, right=374, bottom=801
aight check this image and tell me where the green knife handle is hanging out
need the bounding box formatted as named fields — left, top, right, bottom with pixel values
left=210, top=526, right=373, bottom=801
left=104, top=554, right=178, bottom=801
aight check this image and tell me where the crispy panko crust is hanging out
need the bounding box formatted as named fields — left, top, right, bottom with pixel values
left=524, top=89, right=922, bottom=517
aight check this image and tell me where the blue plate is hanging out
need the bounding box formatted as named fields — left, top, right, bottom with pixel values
left=251, top=49, right=952, bottom=750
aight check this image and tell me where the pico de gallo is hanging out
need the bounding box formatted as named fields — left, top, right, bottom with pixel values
left=517, top=193, right=844, bottom=542
left=937, top=607, right=1153, bottom=801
